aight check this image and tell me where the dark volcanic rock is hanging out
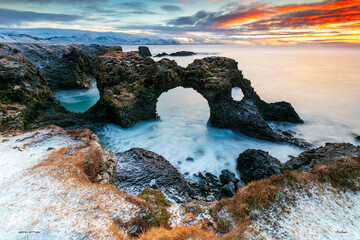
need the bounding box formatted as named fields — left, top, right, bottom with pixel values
left=0, top=55, right=68, bottom=131
left=138, top=46, right=152, bottom=57
left=237, top=149, right=282, bottom=184
left=96, top=53, right=308, bottom=146
left=0, top=43, right=111, bottom=91
left=169, top=51, right=196, bottom=56
left=281, top=142, right=360, bottom=172
left=219, top=169, right=236, bottom=185
left=154, top=52, right=168, bottom=57
left=115, top=148, right=191, bottom=202
left=221, top=182, right=236, bottom=197
left=190, top=170, right=243, bottom=201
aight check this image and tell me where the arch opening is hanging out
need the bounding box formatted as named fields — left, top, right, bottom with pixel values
left=231, top=87, right=244, bottom=101
left=157, top=87, right=210, bottom=124
left=54, top=79, right=100, bottom=113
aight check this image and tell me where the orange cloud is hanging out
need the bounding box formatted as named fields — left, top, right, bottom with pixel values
left=220, top=0, right=360, bottom=30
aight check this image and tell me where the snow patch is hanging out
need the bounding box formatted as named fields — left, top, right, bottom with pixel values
left=246, top=186, right=360, bottom=240
left=0, top=128, right=141, bottom=239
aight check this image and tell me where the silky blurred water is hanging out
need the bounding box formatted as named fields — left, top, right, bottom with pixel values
left=56, top=45, right=360, bottom=177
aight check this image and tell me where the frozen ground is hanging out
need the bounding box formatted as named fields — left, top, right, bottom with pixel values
left=0, top=128, right=140, bottom=239
left=246, top=186, right=360, bottom=240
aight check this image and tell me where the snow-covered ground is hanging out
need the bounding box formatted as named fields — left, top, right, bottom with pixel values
left=0, top=28, right=179, bottom=45
left=0, top=127, right=141, bottom=239
left=246, top=186, right=360, bottom=240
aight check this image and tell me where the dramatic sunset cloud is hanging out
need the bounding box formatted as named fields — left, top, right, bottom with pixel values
left=0, top=0, right=359, bottom=44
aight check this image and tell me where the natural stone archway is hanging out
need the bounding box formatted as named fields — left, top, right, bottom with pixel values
left=95, top=51, right=308, bottom=147
left=0, top=44, right=307, bottom=147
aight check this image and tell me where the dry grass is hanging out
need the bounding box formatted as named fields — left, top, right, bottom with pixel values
left=210, top=156, right=360, bottom=238
left=136, top=226, right=219, bottom=240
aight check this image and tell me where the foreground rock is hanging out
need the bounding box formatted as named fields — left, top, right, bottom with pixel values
left=115, top=148, right=192, bottom=202
left=237, top=149, right=282, bottom=184
left=281, top=142, right=360, bottom=172
left=189, top=170, right=245, bottom=201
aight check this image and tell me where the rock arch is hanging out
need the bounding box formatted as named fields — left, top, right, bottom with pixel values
left=95, top=51, right=307, bottom=146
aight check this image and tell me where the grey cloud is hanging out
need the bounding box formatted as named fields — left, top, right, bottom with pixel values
left=118, top=1, right=156, bottom=15
left=168, top=10, right=215, bottom=26
left=0, top=8, right=81, bottom=25
left=161, top=5, right=182, bottom=12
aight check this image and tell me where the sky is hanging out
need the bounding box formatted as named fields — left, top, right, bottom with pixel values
left=0, top=0, right=359, bottom=44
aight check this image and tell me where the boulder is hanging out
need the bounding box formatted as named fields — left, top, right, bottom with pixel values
left=221, top=182, right=236, bottom=197
left=115, top=148, right=191, bottom=202
left=281, top=143, right=360, bottom=172
left=154, top=52, right=168, bottom=57
left=219, top=169, right=236, bottom=185
left=138, top=46, right=152, bottom=57
left=237, top=149, right=282, bottom=184
left=169, top=51, right=196, bottom=56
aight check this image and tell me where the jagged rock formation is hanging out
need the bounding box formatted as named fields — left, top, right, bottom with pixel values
left=0, top=43, right=122, bottom=91
left=1, top=43, right=308, bottom=146
left=0, top=55, right=67, bottom=131
left=236, top=149, right=282, bottom=184
left=95, top=51, right=307, bottom=146
left=281, top=142, right=360, bottom=172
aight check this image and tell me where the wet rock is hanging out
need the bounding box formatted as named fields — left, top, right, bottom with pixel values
left=219, top=169, right=236, bottom=185
left=115, top=148, right=191, bottom=202
left=235, top=180, right=245, bottom=190
left=154, top=52, right=168, bottom=57
left=206, top=194, right=216, bottom=202
left=169, top=51, right=196, bottom=56
left=237, top=149, right=282, bottom=184
left=186, top=157, right=194, bottom=162
left=138, top=46, right=152, bottom=57
left=281, top=142, right=360, bottom=172
left=355, top=135, right=360, bottom=141
left=221, top=182, right=236, bottom=197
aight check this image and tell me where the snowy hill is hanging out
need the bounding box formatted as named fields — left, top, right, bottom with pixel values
left=0, top=28, right=179, bottom=45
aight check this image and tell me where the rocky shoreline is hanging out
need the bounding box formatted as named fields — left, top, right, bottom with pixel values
left=1, top=43, right=359, bottom=239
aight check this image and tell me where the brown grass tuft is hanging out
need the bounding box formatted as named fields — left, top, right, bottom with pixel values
left=136, top=226, right=219, bottom=240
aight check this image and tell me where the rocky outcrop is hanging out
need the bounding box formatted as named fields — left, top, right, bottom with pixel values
left=236, top=149, right=282, bottom=184
left=0, top=55, right=68, bottom=132
left=154, top=51, right=197, bottom=57
left=170, top=51, right=196, bottom=56
left=0, top=43, right=308, bottom=146
left=115, top=148, right=192, bottom=202
left=138, top=46, right=152, bottom=57
left=281, top=142, right=360, bottom=172
left=0, top=43, right=122, bottom=91
left=95, top=52, right=307, bottom=146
